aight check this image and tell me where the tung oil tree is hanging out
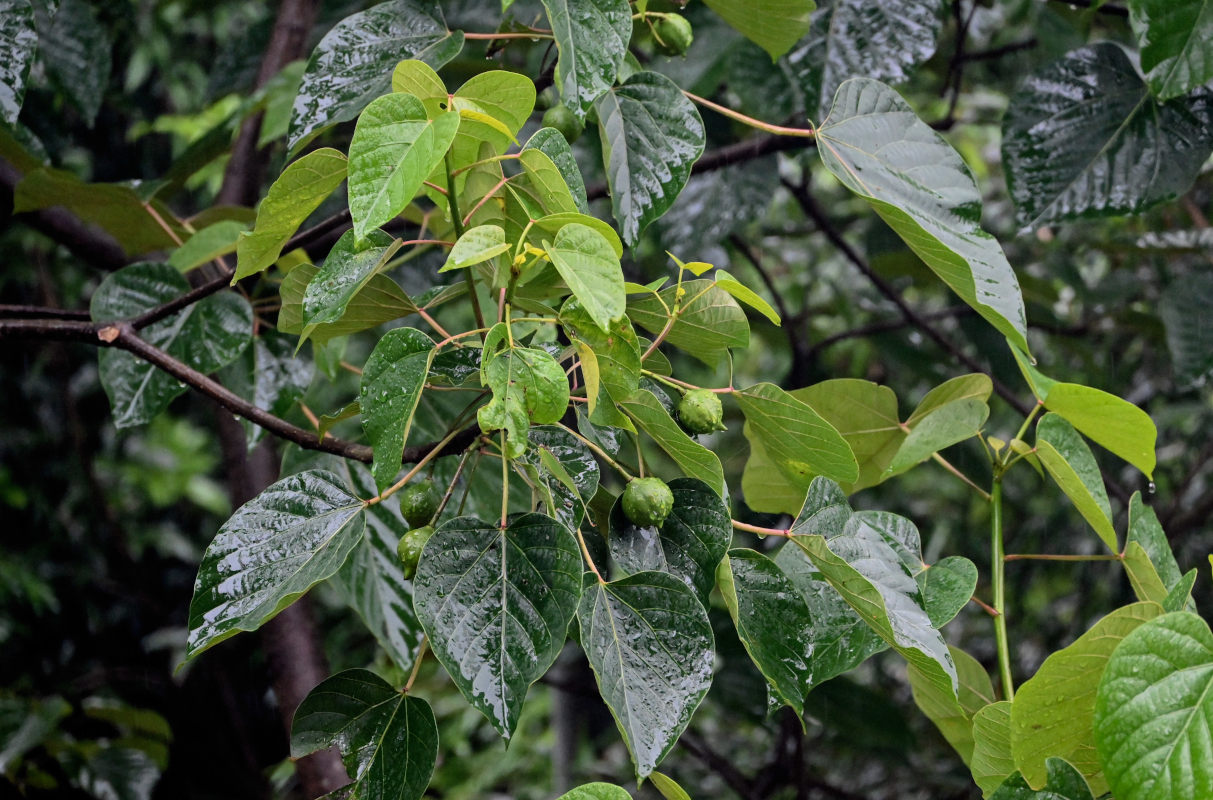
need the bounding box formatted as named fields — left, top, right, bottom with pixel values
left=2, top=1, right=1213, bottom=799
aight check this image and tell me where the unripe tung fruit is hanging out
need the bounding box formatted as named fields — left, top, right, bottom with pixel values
left=399, top=479, right=440, bottom=527
left=621, top=477, right=675, bottom=528
left=653, top=15, right=693, bottom=57
left=397, top=525, right=435, bottom=580
left=678, top=389, right=725, bottom=434
left=542, top=104, right=583, bottom=144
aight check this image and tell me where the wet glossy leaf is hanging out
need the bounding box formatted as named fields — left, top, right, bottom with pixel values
left=234, top=148, right=348, bottom=281
left=1035, top=414, right=1117, bottom=551
left=595, top=71, right=705, bottom=244
left=908, top=645, right=996, bottom=766
left=302, top=230, right=400, bottom=336
left=617, top=391, right=726, bottom=496
left=736, top=382, right=859, bottom=487
left=1002, top=43, right=1213, bottom=230
left=413, top=513, right=582, bottom=739
left=1011, top=602, right=1163, bottom=795
left=541, top=0, right=631, bottom=120
left=545, top=222, right=626, bottom=332
left=279, top=264, right=415, bottom=344
left=972, top=701, right=1015, bottom=796
left=791, top=495, right=957, bottom=697
left=0, top=0, right=36, bottom=124
left=291, top=669, right=437, bottom=800
left=360, top=328, right=436, bottom=490
left=609, top=478, right=730, bottom=605
left=626, top=279, right=749, bottom=366
left=818, top=78, right=1030, bottom=354
left=91, top=262, right=252, bottom=428
left=35, top=0, right=111, bottom=125
left=522, top=425, right=600, bottom=531
left=577, top=571, right=713, bottom=778
left=1161, top=273, right=1213, bottom=387
left=524, top=128, right=589, bottom=214
left=450, top=70, right=535, bottom=159
left=787, top=0, right=941, bottom=120
left=288, top=0, right=462, bottom=151
left=561, top=296, right=640, bottom=427
left=223, top=330, right=314, bottom=448
left=1095, top=611, right=1213, bottom=800
left=330, top=463, right=425, bottom=671
left=1125, top=492, right=1186, bottom=602
left=185, top=470, right=365, bottom=660
left=14, top=168, right=187, bottom=255
left=169, top=220, right=247, bottom=273
left=348, top=94, right=459, bottom=241
left=478, top=333, right=570, bottom=458
left=703, top=0, right=814, bottom=60
left=1128, top=0, right=1213, bottom=101
left=719, top=549, right=817, bottom=715
left=919, top=556, right=978, bottom=628
left=990, top=758, right=1095, bottom=800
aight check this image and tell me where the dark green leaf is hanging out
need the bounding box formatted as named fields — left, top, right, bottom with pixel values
left=919, top=556, right=978, bottom=628
left=288, top=0, right=461, bottom=152
left=618, top=391, right=726, bottom=496
left=413, top=513, right=582, bottom=738
left=1011, top=602, right=1163, bottom=795
left=541, top=0, right=631, bottom=120
left=291, top=669, right=437, bottom=800
left=577, top=571, right=713, bottom=778
left=787, top=0, right=941, bottom=120
left=279, top=263, right=416, bottom=344
left=0, top=0, right=36, bottom=124
left=1095, top=611, right=1213, bottom=800
left=234, top=148, right=349, bottom=281
left=718, top=549, right=817, bottom=715
left=736, top=382, right=859, bottom=487
left=522, top=425, right=601, bottom=531
left=35, top=0, right=111, bottom=125
left=1161, top=273, right=1213, bottom=387
left=348, top=94, right=459, bottom=241
left=222, top=330, right=314, bottom=448
left=1035, top=414, right=1117, bottom=551
left=990, top=759, right=1095, bottom=800
left=1129, top=0, right=1213, bottom=100
left=626, top=279, right=749, bottom=366
left=330, top=463, right=426, bottom=671
left=595, top=71, right=705, bottom=244
left=91, top=262, right=252, bottom=428
left=360, top=328, right=436, bottom=490
left=817, top=78, right=1030, bottom=353
left=1001, top=43, right=1213, bottom=230
left=608, top=478, right=730, bottom=605
left=302, top=230, right=400, bottom=335
left=186, top=470, right=365, bottom=660
left=703, top=0, right=814, bottom=60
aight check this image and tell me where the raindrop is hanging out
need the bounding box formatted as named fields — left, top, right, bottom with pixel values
left=1148, top=481, right=1156, bottom=495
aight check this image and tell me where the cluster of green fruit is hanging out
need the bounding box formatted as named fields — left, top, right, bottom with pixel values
left=395, top=479, right=440, bottom=579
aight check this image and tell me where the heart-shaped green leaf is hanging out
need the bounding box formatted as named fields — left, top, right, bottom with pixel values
left=1129, top=0, right=1213, bottom=101
left=577, top=571, right=713, bottom=778
left=703, top=0, right=815, bottom=60
left=541, top=0, right=631, bottom=120
left=360, top=328, right=436, bottom=490
left=545, top=222, right=626, bottom=332
left=413, top=513, right=582, bottom=739
left=291, top=668, right=437, bottom=800
left=185, top=470, right=365, bottom=660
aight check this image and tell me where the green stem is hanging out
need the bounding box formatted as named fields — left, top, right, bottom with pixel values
left=1004, top=400, right=1044, bottom=467
left=445, top=152, right=485, bottom=334
left=990, top=478, right=1014, bottom=700
left=1004, top=552, right=1123, bottom=562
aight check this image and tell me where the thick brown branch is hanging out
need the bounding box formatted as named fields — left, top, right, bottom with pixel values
left=783, top=178, right=1032, bottom=416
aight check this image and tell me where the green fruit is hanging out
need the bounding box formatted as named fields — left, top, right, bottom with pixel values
left=399, top=479, right=440, bottom=527
left=678, top=389, right=725, bottom=434
left=542, top=103, right=583, bottom=144
left=621, top=477, right=675, bottom=528
left=397, top=525, right=435, bottom=580
left=653, top=15, right=693, bottom=56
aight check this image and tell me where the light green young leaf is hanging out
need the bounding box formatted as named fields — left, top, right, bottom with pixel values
left=170, top=220, right=247, bottom=273
left=649, top=772, right=692, bottom=800
left=561, top=296, right=640, bottom=427
left=1035, top=414, right=1117, bottom=551
left=185, top=470, right=365, bottom=660
left=545, top=223, right=626, bottom=333
left=347, top=93, right=459, bottom=241
left=736, top=382, right=859, bottom=487
left=703, top=0, right=815, bottom=59
left=278, top=264, right=417, bottom=344
left=627, top=279, right=749, bottom=366
left=532, top=212, right=622, bottom=258
left=714, top=269, right=781, bottom=325
left=478, top=340, right=570, bottom=458
left=440, top=225, right=509, bottom=272
left=516, top=148, right=580, bottom=216
left=1011, top=602, right=1163, bottom=794
left=524, top=128, right=590, bottom=214
left=817, top=78, right=1030, bottom=354
left=234, top=148, right=348, bottom=281
left=908, top=645, right=996, bottom=766
left=972, top=701, right=1015, bottom=796
left=541, top=0, right=631, bottom=120
left=885, top=397, right=988, bottom=475
left=555, top=783, right=632, bottom=800
left=1095, top=611, right=1213, bottom=800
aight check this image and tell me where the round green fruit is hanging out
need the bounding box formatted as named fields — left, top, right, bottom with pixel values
left=399, top=479, right=440, bottom=527
left=397, top=525, right=435, bottom=580
left=678, top=389, right=725, bottom=434
left=542, top=104, right=583, bottom=144
left=622, top=477, right=675, bottom=528
left=653, top=15, right=693, bottom=56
